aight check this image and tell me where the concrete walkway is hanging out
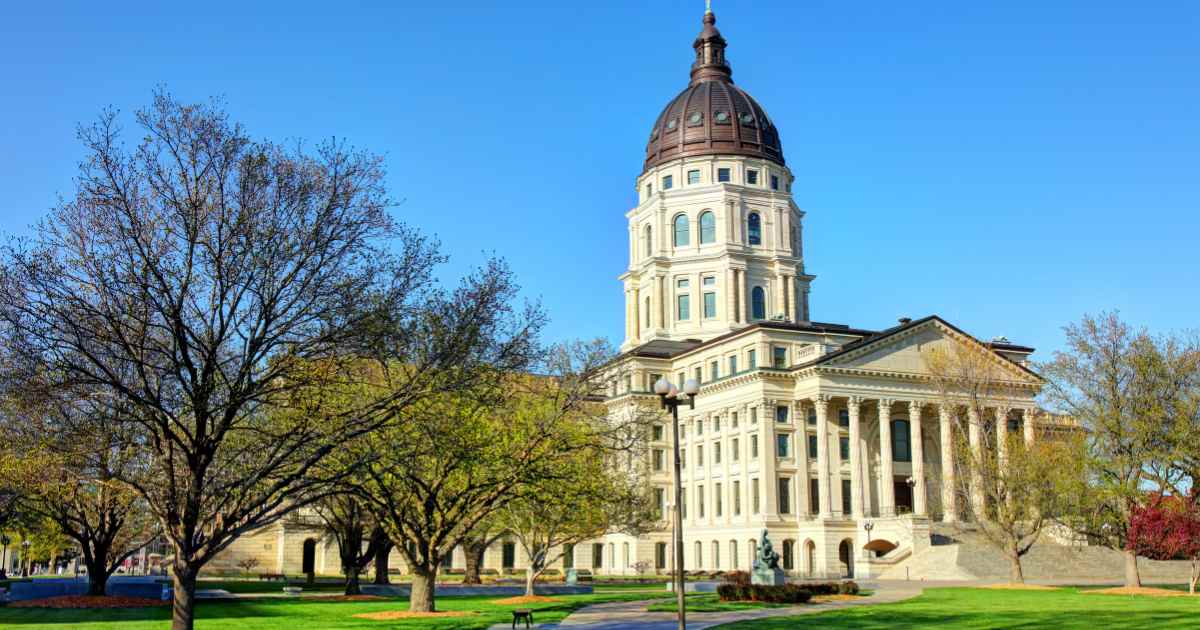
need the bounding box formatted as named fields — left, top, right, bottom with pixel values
left=491, top=580, right=930, bottom=630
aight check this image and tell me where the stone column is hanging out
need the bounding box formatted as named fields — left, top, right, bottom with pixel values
left=632, top=287, right=641, bottom=339
left=725, top=268, right=737, bottom=324
left=760, top=400, right=778, bottom=517
left=1023, top=408, right=1036, bottom=444
left=828, top=398, right=843, bottom=517
left=909, top=401, right=926, bottom=517
left=996, top=406, right=1009, bottom=468
left=814, top=395, right=832, bottom=518
left=878, top=399, right=895, bottom=517
left=939, top=404, right=957, bottom=522
left=737, top=270, right=748, bottom=323
left=848, top=397, right=864, bottom=519
left=967, top=406, right=985, bottom=519
left=795, top=401, right=811, bottom=519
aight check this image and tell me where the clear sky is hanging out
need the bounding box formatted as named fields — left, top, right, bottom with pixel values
left=1, top=1, right=1197, bottom=358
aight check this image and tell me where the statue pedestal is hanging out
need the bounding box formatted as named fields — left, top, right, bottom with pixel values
left=751, top=567, right=786, bottom=586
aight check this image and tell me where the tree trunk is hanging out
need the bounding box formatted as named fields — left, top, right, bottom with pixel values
left=524, top=565, right=541, bottom=597
left=171, top=564, right=199, bottom=630
left=1123, top=549, right=1142, bottom=588
left=1190, top=558, right=1197, bottom=595
left=372, top=535, right=392, bottom=585
left=84, top=556, right=109, bottom=596
left=1007, top=550, right=1025, bottom=585
left=344, top=566, right=361, bottom=596
left=409, top=565, right=437, bottom=612
left=463, top=538, right=486, bottom=585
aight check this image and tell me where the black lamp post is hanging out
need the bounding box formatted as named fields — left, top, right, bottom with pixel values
left=654, top=376, right=699, bottom=630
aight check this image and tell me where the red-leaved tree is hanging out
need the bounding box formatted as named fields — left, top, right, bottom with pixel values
left=1128, top=493, right=1200, bottom=594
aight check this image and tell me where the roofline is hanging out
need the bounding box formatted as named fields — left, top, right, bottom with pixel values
left=618, top=320, right=877, bottom=363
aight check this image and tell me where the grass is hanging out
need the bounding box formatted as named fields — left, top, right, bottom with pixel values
left=712, top=586, right=1200, bottom=629
left=0, top=590, right=666, bottom=629
left=645, top=593, right=787, bottom=612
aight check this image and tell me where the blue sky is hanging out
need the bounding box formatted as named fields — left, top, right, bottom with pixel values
left=1, top=1, right=1197, bottom=358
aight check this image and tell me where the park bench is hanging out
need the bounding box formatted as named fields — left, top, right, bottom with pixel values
left=258, top=573, right=286, bottom=581
left=511, top=608, right=533, bottom=629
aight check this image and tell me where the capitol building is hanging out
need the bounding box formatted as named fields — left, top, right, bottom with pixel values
left=212, top=6, right=1060, bottom=581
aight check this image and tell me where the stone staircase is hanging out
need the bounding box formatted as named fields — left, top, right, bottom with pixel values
left=878, top=523, right=1195, bottom=583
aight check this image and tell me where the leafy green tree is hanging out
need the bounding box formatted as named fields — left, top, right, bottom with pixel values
left=1041, top=312, right=1197, bottom=587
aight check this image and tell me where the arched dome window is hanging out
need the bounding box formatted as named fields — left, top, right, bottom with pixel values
left=644, top=224, right=653, bottom=257
left=751, top=286, right=766, bottom=320
left=673, top=214, right=690, bottom=247
left=747, top=213, right=762, bottom=245
left=699, top=211, right=716, bottom=244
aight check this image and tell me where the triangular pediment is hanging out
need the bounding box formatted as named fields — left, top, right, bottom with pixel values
left=817, top=317, right=1041, bottom=384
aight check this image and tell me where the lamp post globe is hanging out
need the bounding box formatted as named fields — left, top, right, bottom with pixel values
left=654, top=377, right=671, bottom=395
left=682, top=379, right=700, bottom=396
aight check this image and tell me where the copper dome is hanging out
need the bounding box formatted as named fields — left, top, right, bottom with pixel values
left=644, top=10, right=784, bottom=173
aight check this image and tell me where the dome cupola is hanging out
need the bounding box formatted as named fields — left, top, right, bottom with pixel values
left=643, top=6, right=785, bottom=173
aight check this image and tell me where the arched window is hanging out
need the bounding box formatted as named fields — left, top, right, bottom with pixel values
left=751, top=286, right=766, bottom=320
left=301, top=538, right=317, bottom=575
left=747, top=213, right=762, bottom=245
left=783, top=540, right=795, bottom=571
left=699, top=211, right=716, bottom=244
left=673, top=214, right=690, bottom=247
left=644, top=224, right=653, bottom=257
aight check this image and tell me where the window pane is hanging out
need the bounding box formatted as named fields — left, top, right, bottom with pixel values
left=891, top=420, right=912, bottom=462
left=699, top=211, right=716, bottom=244
left=663, top=174, right=673, bottom=190
left=747, top=213, right=762, bottom=245
left=840, top=436, right=850, bottom=460
left=776, top=434, right=789, bottom=457
left=673, top=215, right=689, bottom=246
left=729, top=356, right=738, bottom=374
left=748, top=349, right=756, bottom=368
left=773, top=347, right=787, bottom=368
left=703, top=292, right=717, bottom=318
left=807, top=434, right=818, bottom=459
left=751, top=286, right=766, bottom=320
left=778, top=478, right=791, bottom=514
left=770, top=174, right=779, bottom=190
left=677, top=294, right=690, bottom=320
left=775, top=405, right=789, bottom=423
left=717, top=167, right=730, bottom=182
left=838, top=408, right=849, bottom=427
left=687, top=169, right=700, bottom=185
left=747, top=170, right=759, bottom=185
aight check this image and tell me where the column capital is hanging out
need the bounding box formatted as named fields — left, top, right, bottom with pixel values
left=813, top=395, right=831, bottom=411
left=877, top=398, right=892, bottom=414
left=908, top=400, right=924, bottom=414
left=847, top=396, right=864, bottom=412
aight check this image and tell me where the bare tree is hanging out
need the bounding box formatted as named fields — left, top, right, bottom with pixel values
left=0, top=91, right=518, bottom=629
left=924, top=343, right=1075, bottom=584
left=305, top=493, right=385, bottom=595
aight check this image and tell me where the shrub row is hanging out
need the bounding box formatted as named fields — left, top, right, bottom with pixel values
left=716, top=583, right=813, bottom=604
left=803, top=580, right=859, bottom=595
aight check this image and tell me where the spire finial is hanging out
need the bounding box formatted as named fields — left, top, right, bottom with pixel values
left=705, top=0, right=712, bottom=14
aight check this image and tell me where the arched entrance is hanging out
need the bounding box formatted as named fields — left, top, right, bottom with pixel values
left=301, top=538, right=317, bottom=576
left=838, top=539, right=854, bottom=578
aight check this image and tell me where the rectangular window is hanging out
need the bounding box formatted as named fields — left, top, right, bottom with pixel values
left=593, top=543, right=604, bottom=569
left=750, top=406, right=758, bottom=424
left=663, top=174, right=673, bottom=190
left=732, top=437, right=740, bottom=461
left=645, top=183, right=653, bottom=197
left=770, top=174, right=779, bottom=190
left=703, top=292, right=717, bottom=319
left=747, top=169, right=759, bottom=185
left=687, top=169, right=701, bottom=185
left=750, top=433, right=759, bottom=459
left=807, top=433, right=818, bottom=459
left=694, top=366, right=702, bottom=383
left=776, top=433, right=790, bottom=458
left=776, top=405, right=789, bottom=423
left=676, top=294, right=690, bottom=320
left=714, top=442, right=722, bottom=464
left=710, top=360, right=718, bottom=380
left=752, top=478, right=761, bottom=514
left=841, top=479, right=852, bottom=515
left=729, top=355, right=738, bottom=374
left=838, top=408, right=849, bottom=428
left=677, top=278, right=690, bottom=289
left=717, top=167, right=731, bottom=182
left=773, top=346, right=788, bottom=368
left=731, top=411, right=739, bottom=428
left=840, top=436, right=850, bottom=460
left=733, top=480, right=742, bottom=515
left=653, top=449, right=664, bottom=471
left=810, top=478, right=820, bottom=514
left=649, top=373, right=662, bottom=390
left=778, top=477, right=791, bottom=514
left=681, top=493, right=687, bottom=519
left=696, top=444, right=704, bottom=466
left=716, top=483, right=723, bottom=517
left=748, top=349, right=757, bottom=368
left=892, top=420, right=912, bottom=462
left=696, top=419, right=703, bottom=436
left=652, top=424, right=664, bottom=441
left=713, top=415, right=721, bottom=432
left=807, top=407, right=817, bottom=426
left=697, top=485, right=705, bottom=518
left=654, top=487, right=665, bottom=519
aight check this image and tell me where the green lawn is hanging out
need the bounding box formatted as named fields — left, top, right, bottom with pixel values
left=713, top=587, right=1200, bottom=629
left=0, top=591, right=665, bottom=629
